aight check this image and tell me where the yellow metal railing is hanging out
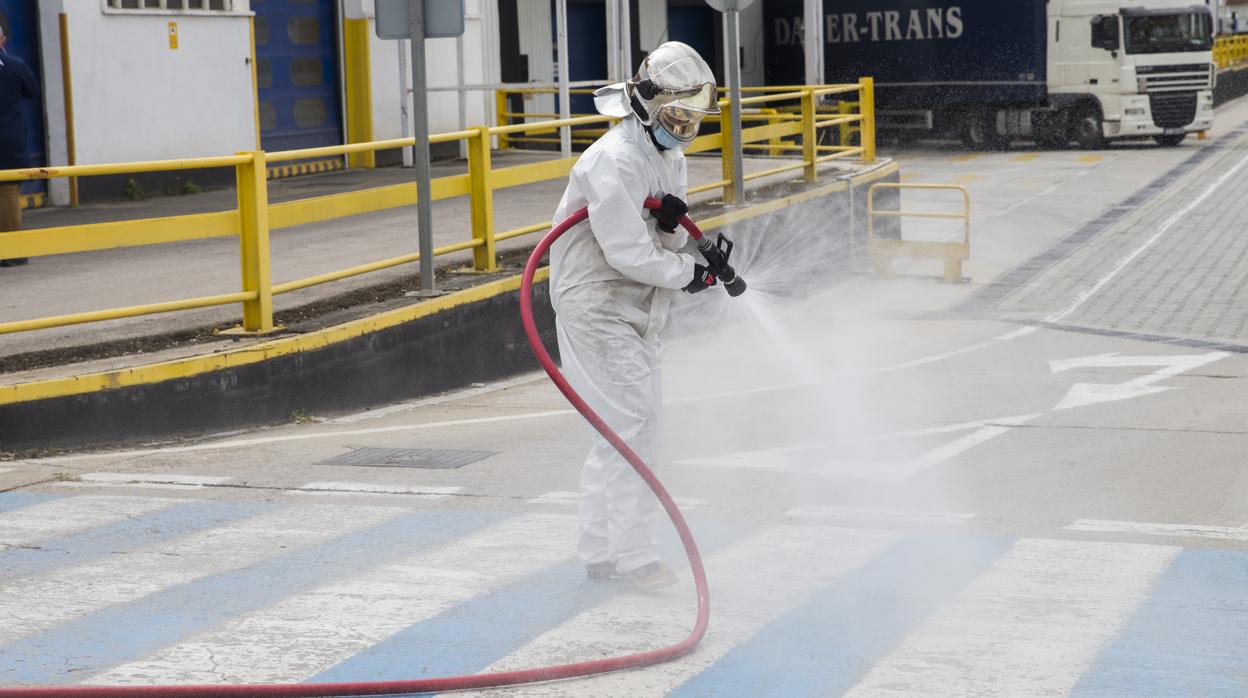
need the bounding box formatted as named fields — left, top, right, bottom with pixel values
left=0, top=81, right=875, bottom=336
left=1215, top=35, right=1248, bottom=70
left=868, top=182, right=970, bottom=283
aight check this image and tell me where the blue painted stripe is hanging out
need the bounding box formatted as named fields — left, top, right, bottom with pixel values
left=0, top=499, right=268, bottom=582
left=670, top=533, right=1012, bottom=698
left=2, top=509, right=507, bottom=686
left=1072, top=547, right=1248, bottom=698
left=312, top=514, right=754, bottom=687
left=0, top=491, right=63, bottom=514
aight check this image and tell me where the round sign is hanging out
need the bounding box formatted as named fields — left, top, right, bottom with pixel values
left=705, top=0, right=757, bottom=11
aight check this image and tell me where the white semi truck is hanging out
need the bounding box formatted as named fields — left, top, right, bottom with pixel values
left=766, top=0, right=1217, bottom=148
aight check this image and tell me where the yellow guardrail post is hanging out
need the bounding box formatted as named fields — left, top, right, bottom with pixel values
left=495, top=90, right=510, bottom=150
left=719, top=99, right=736, bottom=203
left=859, top=77, right=876, bottom=164
left=468, top=125, right=497, bottom=271
left=801, top=88, right=817, bottom=182
left=236, top=150, right=275, bottom=332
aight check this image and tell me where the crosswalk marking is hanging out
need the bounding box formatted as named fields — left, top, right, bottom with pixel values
left=88, top=514, right=578, bottom=686
left=0, top=504, right=403, bottom=646
left=841, top=538, right=1181, bottom=697
left=1067, top=518, right=1248, bottom=542
left=526, top=490, right=708, bottom=508
left=0, top=494, right=183, bottom=548
left=456, top=525, right=904, bottom=697
left=785, top=505, right=974, bottom=526
left=287, top=481, right=463, bottom=497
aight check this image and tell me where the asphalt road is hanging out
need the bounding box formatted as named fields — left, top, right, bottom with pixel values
left=4, top=98, right=1248, bottom=695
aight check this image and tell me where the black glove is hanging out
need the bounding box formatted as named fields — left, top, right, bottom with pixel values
left=683, top=264, right=717, bottom=294
left=654, top=194, right=688, bottom=234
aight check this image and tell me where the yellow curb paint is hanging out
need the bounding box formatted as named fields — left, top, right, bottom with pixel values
left=1012, top=153, right=1041, bottom=163
left=951, top=153, right=982, bottom=162
left=947, top=174, right=984, bottom=185
left=1077, top=154, right=1104, bottom=164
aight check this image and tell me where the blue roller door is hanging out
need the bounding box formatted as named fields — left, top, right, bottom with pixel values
left=0, top=0, right=46, bottom=197
left=253, top=0, right=343, bottom=152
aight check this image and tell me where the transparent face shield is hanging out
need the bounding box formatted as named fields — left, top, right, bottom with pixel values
left=655, top=105, right=706, bottom=143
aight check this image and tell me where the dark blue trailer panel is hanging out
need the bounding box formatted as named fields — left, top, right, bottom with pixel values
left=764, top=0, right=1049, bottom=109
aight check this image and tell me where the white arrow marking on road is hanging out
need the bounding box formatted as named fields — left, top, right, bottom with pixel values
left=1049, top=351, right=1230, bottom=410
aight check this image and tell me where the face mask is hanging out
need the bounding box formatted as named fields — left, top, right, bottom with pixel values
left=651, top=122, right=690, bottom=151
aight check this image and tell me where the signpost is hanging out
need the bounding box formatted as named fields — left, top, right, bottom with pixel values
left=375, top=0, right=465, bottom=293
left=706, top=0, right=755, bottom=204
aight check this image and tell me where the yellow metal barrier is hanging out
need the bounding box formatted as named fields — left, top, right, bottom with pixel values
left=867, top=182, right=969, bottom=283
left=1215, top=35, right=1248, bottom=70
left=0, top=81, right=877, bottom=337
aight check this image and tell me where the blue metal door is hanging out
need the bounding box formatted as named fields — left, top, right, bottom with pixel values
left=253, top=0, right=343, bottom=152
left=667, top=5, right=718, bottom=83
left=0, top=0, right=46, bottom=198
left=565, top=1, right=607, bottom=116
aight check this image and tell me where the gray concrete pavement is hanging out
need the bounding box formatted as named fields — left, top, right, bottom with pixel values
left=5, top=99, right=1248, bottom=693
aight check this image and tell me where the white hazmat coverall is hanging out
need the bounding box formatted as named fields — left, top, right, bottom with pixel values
left=549, top=115, right=695, bottom=574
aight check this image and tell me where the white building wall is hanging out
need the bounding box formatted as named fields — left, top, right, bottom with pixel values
left=58, top=1, right=256, bottom=166
left=37, top=1, right=70, bottom=205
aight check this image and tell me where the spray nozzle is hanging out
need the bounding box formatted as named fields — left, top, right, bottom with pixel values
left=697, top=233, right=747, bottom=297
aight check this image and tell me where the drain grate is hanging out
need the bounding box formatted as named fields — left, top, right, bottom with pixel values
left=316, top=448, right=497, bottom=469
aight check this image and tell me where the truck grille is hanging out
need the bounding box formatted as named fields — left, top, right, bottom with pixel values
left=1149, top=92, right=1197, bottom=128
left=1137, top=63, right=1211, bottom=92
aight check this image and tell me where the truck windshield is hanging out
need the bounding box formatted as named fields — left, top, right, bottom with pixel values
left=1124, top=13, right=1213, bottom=54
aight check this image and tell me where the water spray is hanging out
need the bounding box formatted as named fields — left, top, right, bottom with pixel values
left=0, top=200, right=743, bottom=698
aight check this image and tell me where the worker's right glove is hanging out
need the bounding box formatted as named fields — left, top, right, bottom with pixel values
left=683, top=263, right=717, bottom=294
left=653, top=194, right=689, bottom=234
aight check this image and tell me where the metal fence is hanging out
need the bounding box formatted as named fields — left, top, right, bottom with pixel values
left=1215, top=35, right=1248, bottom=69
left=0, top=81, right=875, bottom=337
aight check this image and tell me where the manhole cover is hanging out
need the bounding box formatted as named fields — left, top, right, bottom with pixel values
left=316, top=448, right=497, bottom=469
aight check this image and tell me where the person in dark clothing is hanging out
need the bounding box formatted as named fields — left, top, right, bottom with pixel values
left=0, top=25, right=38, bottom=267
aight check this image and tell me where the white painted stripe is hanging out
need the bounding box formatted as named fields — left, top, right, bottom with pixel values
left=842, top=537, right=1180, bottom=697
left=0, top=495, right=184, bottom=548
left=326, top=373, right=548, bottom=424
left=785, top=505, right=974, bottom=526
left=1067, top=518, right=1248, bottom=542
left=1046, top=147, right=1248, bottom=323
left=287, top=482, right=463, bottom=498
left=81, top=473, right=233, bottom=486
left=88, top=513, right=578, bottom=685
left=455, top=525, right=903, bottom=697
left=0, top=504, right=403, bottom=646
left=526, top=490, right=708, bottom=508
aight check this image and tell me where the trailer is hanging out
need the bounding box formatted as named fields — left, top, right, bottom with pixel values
left=765, top=0, right=1216, bottom=148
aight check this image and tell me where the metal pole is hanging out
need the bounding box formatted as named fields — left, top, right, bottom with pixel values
left=803, top=0, right=824, bottom=86
left=456, top=32, right=468, bottom=159
left=399, top=39, right=413, bottom=167
left=555, top=0, right=571, bottom=157
left=409, top=0, right=436, bottom=293
left=619, top=0, right=632, bottom=79
left=725, top=8, right=745, bottom=202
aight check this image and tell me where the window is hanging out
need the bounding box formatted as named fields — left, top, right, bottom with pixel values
left=103, top=0, right=243, bottom=14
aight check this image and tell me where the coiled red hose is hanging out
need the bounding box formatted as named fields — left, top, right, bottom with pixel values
left=1, top=198, right=710, bottom=698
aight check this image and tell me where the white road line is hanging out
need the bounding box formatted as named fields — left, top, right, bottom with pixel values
left=985, top=164, right=1102, bottom=220
left=526, top=490, right=708, bottom=508
left=682, top=414, right=1038, bottom=481
left=455, top=525, right=903, bottom=697
left=88, top=513, right=577, bottom=686
left=1067, top=518, right=1248, bottom=542
left=785, top=505, right=975, bottom=526
left=868, top=327, right=1036, bottom=374
left=0, top=495, right=184, bottom=548
left=325, top=373, right=548, bottom=424
left=1046, top=147, right=1248, bottom=324
left=0, top=504, right=403, bottom=646
left=842, top=537, right=1180, bottom=697
left=286, top=482, right=463, bottom=498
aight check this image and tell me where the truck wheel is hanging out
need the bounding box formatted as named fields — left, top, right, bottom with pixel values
left=1070, top=110, right=1106, bottom=150
left=961, top=110, right=1007, bottom=151
left=1154, top=134, right=1186, bottom=147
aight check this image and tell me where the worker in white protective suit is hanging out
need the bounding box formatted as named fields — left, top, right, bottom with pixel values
left=549, top=42, right=721, bottom=591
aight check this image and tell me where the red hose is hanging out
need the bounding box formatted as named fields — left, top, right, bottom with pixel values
left=2, top=198, right=710, bottom=698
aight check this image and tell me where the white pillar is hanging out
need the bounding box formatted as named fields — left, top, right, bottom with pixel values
left=803, top=0, right=824, bottom=86
left=619, top=0, right=632, bottom=78
left=555, top=0, right=571, bottom=157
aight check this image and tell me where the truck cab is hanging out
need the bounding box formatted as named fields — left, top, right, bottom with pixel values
left=1049, top=0, right=1215, bottom=147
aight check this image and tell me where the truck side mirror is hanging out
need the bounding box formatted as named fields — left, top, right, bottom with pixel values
left=1090, top=15, right=1120, bottom=52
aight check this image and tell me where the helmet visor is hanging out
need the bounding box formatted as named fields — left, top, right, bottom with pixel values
left=656, top=105, right=705, bottom=143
